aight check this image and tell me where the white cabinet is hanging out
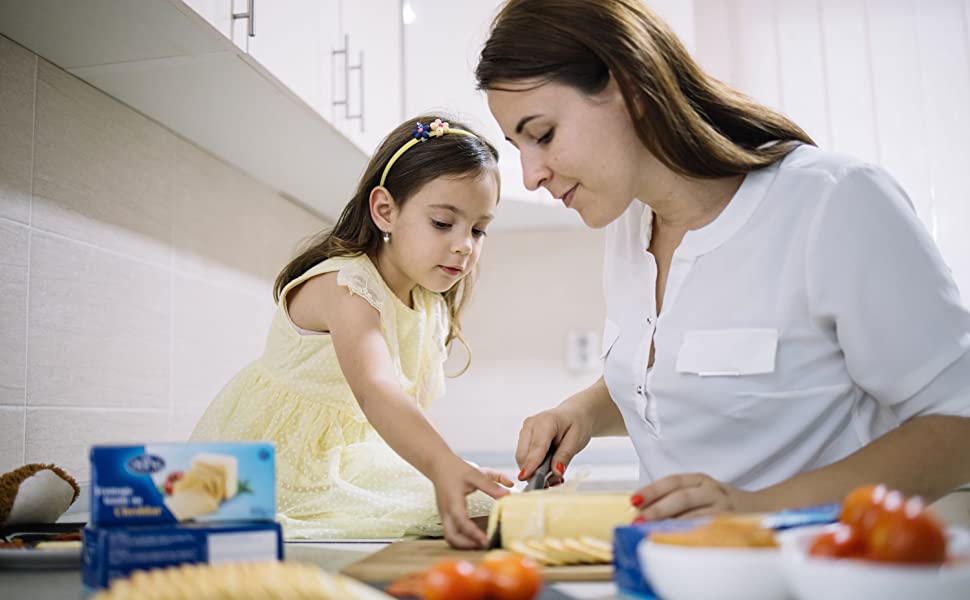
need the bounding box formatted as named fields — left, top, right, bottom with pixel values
left=331, top=0, right=403, bottom=154
left=182, top=0, right=402, bottom=155
left=181, top=0, right=233, bottom=37
left=243, top=0, right=331, bottom=111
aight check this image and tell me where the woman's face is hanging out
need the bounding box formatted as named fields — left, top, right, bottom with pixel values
left=487, top=77, right=653, bottom=228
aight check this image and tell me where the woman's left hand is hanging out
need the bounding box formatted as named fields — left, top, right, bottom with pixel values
left=631, top=473, right=757, bottom=520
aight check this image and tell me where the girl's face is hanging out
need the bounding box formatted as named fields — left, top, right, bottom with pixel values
left=383, top=173, right=499, bottom=295
left=487, top=77, right=655, bottom=228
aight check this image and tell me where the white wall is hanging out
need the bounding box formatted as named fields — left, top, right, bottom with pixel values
left=694, top=0, right=970, bottom=302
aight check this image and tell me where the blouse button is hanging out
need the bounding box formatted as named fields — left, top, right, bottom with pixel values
left=646, top=316, right=653, bottom=325
left=636, top=385, right=643, bottom=395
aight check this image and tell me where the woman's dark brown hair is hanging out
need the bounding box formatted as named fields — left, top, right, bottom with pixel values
left=274, top=115, right=499, bottom=358
left=476, top=0, right=814, bottom=177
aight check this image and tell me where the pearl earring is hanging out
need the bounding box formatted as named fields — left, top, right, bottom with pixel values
left=382, top=231, right=391, bottom=243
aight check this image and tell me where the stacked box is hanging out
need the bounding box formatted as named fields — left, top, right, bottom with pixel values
left=82, top=442, right=280, bottom=593
left=82, top=520, right=283, bottom=591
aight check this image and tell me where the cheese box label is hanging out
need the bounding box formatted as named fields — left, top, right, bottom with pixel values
left=90, top=443, right=275, bottom=526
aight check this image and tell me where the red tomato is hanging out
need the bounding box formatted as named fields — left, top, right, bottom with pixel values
left=839, top=484, right=887, bottom=532
left=423, top=559, right=487, bottom=600
left=808, top=525, right=867, bottom=559
left=479, top=554, right=543, bottom=600
left=866, top=496, right=946, bottom=565
left=839, top=484, right=889, bottom=527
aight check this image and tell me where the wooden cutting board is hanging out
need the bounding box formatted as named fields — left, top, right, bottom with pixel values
left=340, top=539, right=612, bottom=582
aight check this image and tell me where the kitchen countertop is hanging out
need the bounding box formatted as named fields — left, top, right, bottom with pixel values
left=0, top=540, right=625, bottom=600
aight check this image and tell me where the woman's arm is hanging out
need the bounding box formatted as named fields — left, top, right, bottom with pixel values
left=749, top=414, right=970, bottom=512
left=632, top=413, right=970, bottom=520
left=516, top=375, right=628, bottom=481
left=300, top=273, right=509, bottom=547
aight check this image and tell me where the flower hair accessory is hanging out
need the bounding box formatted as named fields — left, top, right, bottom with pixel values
left=429, top=119, right=450, bottom=137
left=379, top=119, right=477, bottom=187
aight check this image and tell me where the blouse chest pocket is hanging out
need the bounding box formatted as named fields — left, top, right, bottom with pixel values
left=675, top=328, right=778, bottom=376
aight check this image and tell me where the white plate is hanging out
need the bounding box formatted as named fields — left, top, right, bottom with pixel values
left=778, top=524, right=970, bottom=600
left=638, top=539, right=790, bottom=600
left=0, top=545, right=81, bottom=569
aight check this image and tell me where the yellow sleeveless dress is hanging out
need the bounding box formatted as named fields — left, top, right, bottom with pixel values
left=189, top=253, right=492, bottom=539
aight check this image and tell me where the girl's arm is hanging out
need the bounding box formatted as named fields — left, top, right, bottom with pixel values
left=295, top=273, right=508, bottom=548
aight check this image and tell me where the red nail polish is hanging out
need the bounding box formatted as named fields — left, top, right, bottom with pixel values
left=631, top=494, right=644, bottom=507
left=518, top=469, right=525, bottom=479
left=633, top=516, right=647, bottom=524
left=556, top=462, right=565, bottom=475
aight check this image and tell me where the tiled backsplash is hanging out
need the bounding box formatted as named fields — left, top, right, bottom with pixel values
left=0, top=35, right=327, bottom=482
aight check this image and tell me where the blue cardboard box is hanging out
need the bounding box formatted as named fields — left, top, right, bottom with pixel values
left=82, top=520, right=283, bottom=592
left=90, top=443, right=276, bottom=526
left=613, top=504, right=840, bottom=598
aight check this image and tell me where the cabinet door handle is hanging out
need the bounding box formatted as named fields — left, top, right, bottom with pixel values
left=347, top=50, right=364, bottom=132
left=232, top=0, right=255, bottom=38
left=332, top=35, right=364, bottom=132
left=332, top=34, right=349, bottom=119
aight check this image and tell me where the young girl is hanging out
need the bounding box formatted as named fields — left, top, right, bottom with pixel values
left=190, top=116, right=510, bottom=549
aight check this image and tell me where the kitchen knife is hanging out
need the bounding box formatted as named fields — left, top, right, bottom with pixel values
left=523, top=446, right=556, bottom=492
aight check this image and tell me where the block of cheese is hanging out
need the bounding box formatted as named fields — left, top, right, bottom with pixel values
left=189, top=453, right=238, bottom=500
left=486, top=490, right=637, bottom=551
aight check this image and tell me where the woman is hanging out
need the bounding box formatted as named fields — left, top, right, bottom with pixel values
left=477, top=0, right=970, bottom=520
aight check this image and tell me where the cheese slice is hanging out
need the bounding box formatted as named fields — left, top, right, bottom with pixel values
left=486, top=490, right=636, bottom=545
left=189, top=453, right=238, bottom=500
left=35, top=540, right=83, bottom=550
left=163, top=489, right=220, bottom=520
left=561, top=537, right=608, bottom=563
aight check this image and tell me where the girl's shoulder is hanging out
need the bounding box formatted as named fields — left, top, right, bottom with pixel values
left=280, top=253, right=383, bottom=310
left=299, top=253, right=374, bottom=279
left=304, top=253, right=388, bottom=313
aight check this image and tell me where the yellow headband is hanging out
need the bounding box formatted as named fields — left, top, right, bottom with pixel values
left=379, top=119, right=477, bottom=187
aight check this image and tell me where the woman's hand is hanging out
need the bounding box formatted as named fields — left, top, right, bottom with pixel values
left=516, top=377, right=624, bottom=484
left=516, top=405, right=593, bottom=484
left=631, top=473, right=758, bottom=521
left=430, top=457, right=511, bottom=549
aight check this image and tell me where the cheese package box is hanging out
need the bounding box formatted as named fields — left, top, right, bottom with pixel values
left=82, top=520, right=283, bottom=592
left=90, top=443, right=275, bottom=526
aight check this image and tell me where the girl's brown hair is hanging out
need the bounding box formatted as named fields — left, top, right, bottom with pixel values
left=476, top=0, right=814, bottom=178
left=274, top=115, right=499, bottom=357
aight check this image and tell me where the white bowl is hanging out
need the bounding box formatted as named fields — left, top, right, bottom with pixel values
left=778, top=524, right=970, bottom=600
left=638, top=538, right=790, bottom=600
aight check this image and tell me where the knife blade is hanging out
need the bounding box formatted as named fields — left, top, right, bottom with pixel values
left=523, top=446, right=556, bottom=492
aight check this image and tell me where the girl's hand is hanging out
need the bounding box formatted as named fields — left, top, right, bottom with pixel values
left=516, top=406, right=592, bottom=484
left=631, top=473, right=757, bottom=521
left=430, top=457, right=511, bottom=549
left=478, top=467, right=515, bottom=488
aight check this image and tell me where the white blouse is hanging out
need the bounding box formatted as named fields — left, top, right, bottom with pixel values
left=602, top=144, right=970, bottom=490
